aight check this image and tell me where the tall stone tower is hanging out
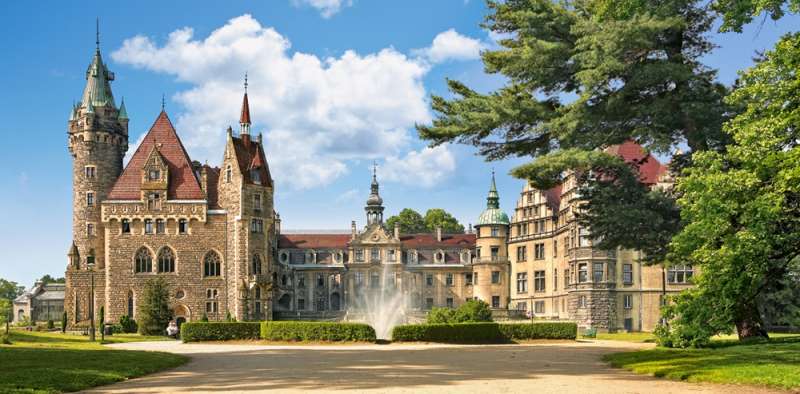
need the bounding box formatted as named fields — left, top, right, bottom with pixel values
left=473, top=171, right=511, bottom=309
left=65, top=30, right=128, bottom=326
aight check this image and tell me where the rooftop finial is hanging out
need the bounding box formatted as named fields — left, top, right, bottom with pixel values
left=161, top=93, right=165, bottom=111
left=372, top=161, right=377, bottom=180
left=244, top=72, right=248, bottom=93
left=96, top=17, right=100, bottom=51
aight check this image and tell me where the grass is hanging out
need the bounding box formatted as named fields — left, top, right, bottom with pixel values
left=0, top=330, right=188, bottom=394
left=595, top=332, right=656, bottom=343
left=604, top=335, right=800, bottom=390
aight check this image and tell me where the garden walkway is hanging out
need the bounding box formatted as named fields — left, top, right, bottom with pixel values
left=84, top=340, right=781, bottom=393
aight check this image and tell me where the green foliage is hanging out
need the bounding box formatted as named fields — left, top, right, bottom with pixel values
left=38, top=274, right=66, bottom=285
left=119, top=315, right=138, bottom=333
left=260, top=321, right=377, bottom=342
left=0, top=299, right=10, bottom=327
left=46, top=320, right=55, bottom=330
left=426, top=307, right=457, bottom=324
left=1, top=333, right=10, bottom=345
left=225, top=311, right=236, bottom=322
left=0, top=278, right=24, bottom=303
left=99, top=306, right=105, bottom=341
left=137, top=278, right=172, bottom=336
left=386, top=208, right=427, bottom=233
left=713, top=0, right=799, bottom=32
left=200, top=313, right=209, bottom=322
left=427, top=300, right=494, bottom=323
left=423, top=209, right=465, bottom=234
left=391, top=322, right=578, bottom=343
left=181, top=322, right=261, bottom=342
left=662, top=33, right=800, bottom=344
left=61, top=311, right=67, bottom=333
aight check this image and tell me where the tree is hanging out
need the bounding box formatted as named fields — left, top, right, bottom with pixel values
left=0, top=299, right=10, bottom=333
left=712, top=0, right=799, bottom=32
left=661, top=33, right=800, bottom=344
left=137, top=277, right=172, bottom=335
left=454, top=300, right=493, bottom=322
left=61, top=311, right=67, bottom=333
left=386, top=208, right=427, bottom=233
left=38, top=275, right=65, bottom=285
left=0, top=279, right=24, bottom=303
left=424, top=209, right=465, bottom=234
left=99, top=306, right=105, bottom=341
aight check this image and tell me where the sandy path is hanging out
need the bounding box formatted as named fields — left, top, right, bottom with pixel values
left=83, top=340, right=781, bottom=393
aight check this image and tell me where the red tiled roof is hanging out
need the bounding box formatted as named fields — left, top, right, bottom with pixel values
left=240, top=93, right=251, bottom=125
left=279, top=234, right=351, bottom=249
left=543, top=185, right=562, bottom=211
left=604, top=140, right=667, bottom=185
left=232, top=136, right=273, bottom=187
left=108, top=111, right=204, bottom=200
left=400, top=233, right=476, bottom=248
left=204, top=166, right=220, bottom=209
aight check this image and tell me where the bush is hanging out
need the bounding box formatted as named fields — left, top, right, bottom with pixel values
left=427, top=307, right=457, bottom=324
left=61, top=312, right=67, bottom=333
left=260, top=321, right=376, bottom=342
left=1, top=333, right=10, bottom=345
left=392, top=322, right=577, bottom=343
left=109, top=324, right=123, bottom=334
left=181, top=322, right=261, bottom=342
left=200, top=313, right=209, bottom=322
left=120, top=315, right=138, bottom=333
left=46, top=320, right=55, bottom=330
left=426, top=300, right=493, bottom=324
left=137, top=277, right=173, bottom=335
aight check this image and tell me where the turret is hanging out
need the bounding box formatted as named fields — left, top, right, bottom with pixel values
left=365, top=163, right=384, bottom=226
left=473, top=171, right=511, bottom=308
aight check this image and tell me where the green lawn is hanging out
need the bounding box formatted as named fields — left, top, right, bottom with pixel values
left=595, top=332, right=656, bottom=343
left=0, top=330, right=187, bottom=394
left=604, top=335, right=800, bottom=390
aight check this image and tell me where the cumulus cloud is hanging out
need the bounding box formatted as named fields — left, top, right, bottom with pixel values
left=381, top=145, right=456, bottom=187
left=291, top=0, right=352, bottom=18
left=113, top=14, right=458, bottom=189
left=414, top=28, right=485, bottom=64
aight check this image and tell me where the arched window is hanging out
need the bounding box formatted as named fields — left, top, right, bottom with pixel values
left=203, top=251, right=222, bottom=277
left=158, top=247, right=175, bottom=273
left=226, top=165, right=232, bottom=182
left=255, top=286, right=261, bottom=299
left=251, top=254, right=262, bottom=275
left=135, top=248, right=153, bottom=273
left=127, top=290, right=134, bottom=318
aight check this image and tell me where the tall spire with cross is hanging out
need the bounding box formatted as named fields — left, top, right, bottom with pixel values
left=365, top=161, right=384, bottom=226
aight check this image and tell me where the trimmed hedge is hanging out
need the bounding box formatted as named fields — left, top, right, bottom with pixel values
left=261, top=321, right=376, bottom=342
left=181, top=322, right=262, bottom=342
left=391, top=322, right=577, bottom=343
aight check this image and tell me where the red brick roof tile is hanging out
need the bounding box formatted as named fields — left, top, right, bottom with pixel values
left=240, top=93, right=251, bottom=125
left=232, top=136, right=273, bottom=187
left=107, top=111, right=204, bottom=200
left=604, top=140, right=667, bottom=185
left=399, top=233, right=476, bottom=248
left=278, top=234, right=351, bottom=249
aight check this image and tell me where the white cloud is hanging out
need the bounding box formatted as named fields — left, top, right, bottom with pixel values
left=414, top=28, right=485, bottom=64
left=381, top=145, right=456, bottom=187
left=112, top=14, right=454, bottom=190
left=291, top=0, right=352, bottom=18
left=334, top=188, right=359, bottom=203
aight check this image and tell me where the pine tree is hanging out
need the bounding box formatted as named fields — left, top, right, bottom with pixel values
left=137, top=278, right=173, bottom=336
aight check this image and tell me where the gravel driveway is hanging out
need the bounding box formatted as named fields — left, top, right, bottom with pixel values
left=83, top=340, right=780, bottom=393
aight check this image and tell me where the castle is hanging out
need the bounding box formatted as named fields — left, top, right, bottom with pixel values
left=64, top=39, right=691, bottom=332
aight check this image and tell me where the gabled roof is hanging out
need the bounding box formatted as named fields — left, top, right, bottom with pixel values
left=231, top=136, right=273, bottom=187
left=240, top=92, right=251, bottom=124
left=400, top=233, right=476, bottom=248
left=279, top=234, right=352, bottom=249
left=108, top=111, right=204, bottom=200
left=604, top=140, right=667, bottom=185
left=204, top=165, right=221, bottom=209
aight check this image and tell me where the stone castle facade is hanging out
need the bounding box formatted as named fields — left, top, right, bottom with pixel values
left=64, top=41, right=690, bottom=332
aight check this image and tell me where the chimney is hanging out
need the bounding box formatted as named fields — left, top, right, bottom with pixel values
left=436, top=226, right=442, bottom=242
left=275, top=212, right=281, bottom=235
left=467, top=223, right=472, bottom=234
left=351, top=220, right=357, bottom=240
left=394, top=222, right=400, bottom=239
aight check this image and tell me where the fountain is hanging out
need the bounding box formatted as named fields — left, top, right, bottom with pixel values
left=345, top=264, right=411, bottom=340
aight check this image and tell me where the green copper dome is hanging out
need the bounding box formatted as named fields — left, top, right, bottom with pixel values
left=476, top=171, right=509, bottom=226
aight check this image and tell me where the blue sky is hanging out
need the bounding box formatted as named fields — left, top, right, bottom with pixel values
left=0, top=1, right=797, bottom=287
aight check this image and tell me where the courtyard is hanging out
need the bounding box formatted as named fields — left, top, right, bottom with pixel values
left=83, top=340, right=782, bottom=394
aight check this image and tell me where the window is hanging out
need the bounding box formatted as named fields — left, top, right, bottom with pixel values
left=121, top=219, right=131, bottom=234
left=149, top=169, right=160, bottom=181
left=134, top=248, right=153, bottom=273
left=535, top=220, right=545, bottom=233
left=534, top=301, right=545, bottom=314
left=157, top=247, right=175, bottom=273
left=298, top=274, right=306, bottom=288
left=354, top=272, right=363, bottom=287
left=251, top=254, right=262, bottom=275
left=445, top=273, right=454, bottom=287
left=205, top=289, right=219, bottom=314
left=355, top=249, right=364, bottom=262
left=578, top=295, right=587, bottom=308
left=253, top=194, right=262, bottom=212
left=86, top=223, right=94, bottom=237
left=178, top=219, right=188, bottom=234
left=425, top=298, right=434, bottom=309
left=492, top=295, right=500, bottom=308
left=517, top=302, right=527, bottom=311
left=578, top=263, right=588, bottom=283
left=593, top=262, right=604, bottom=283
left=668, top=265, right=694, bottom=284
left=85, top=166, right=96, bottom=179
left=298, top=299, right=306, bottom=310
left=370, top=248, right=380, bottom=262
left=475, top=247, right=481, bottom=260
left=516, top=272, right=528, bottom=293
left=370, top=272, right=380, bottom=288
left=534, top=243, right=545, bottom=260
left=554, top=269, right=558, bottom=291
left=144, top=219, right=153, bottom=234
left=491, top=226, right=499, bottom=237
left=86, top=251, right=95, bottom=268
left=426, top=273, right=434, bottom=287
left=147, top=192, right=161, bottom=210
left=387, top=249, right=396, bottom=262
left=156, top=219, right=165, bottom=234
left=553, top=240, right=558, bottom=257
left=203, top=251, right=222, bottom=277
left=446, top=298, right=454, bottom=308
left=473, top=272, right=478, bottom=285
left=623, top=294, right=633, bottom=309
left=225, top=165, right=232, bottom=183
left=490, top=246, right=499, bottom=260
left=534, top=270, right=546, bottom=292
left=578, top=226, right=590, bottom=247
left=127, top=291, right=134, bottom=318
left=250, top=218, right=263, bottom=234
left=516, top=246, right=527, bottom=262
left=317, top=273, right=325, bottom=288
left=623, top=264, right=633, bottom=284
left=86, top=192, right=94, bottom=206
left=316, top=296, right=326, bottom=311
left=492, top=271, right=500, bottom=284
left=564, top=269, right=570, bottom=288
left=250, top=168, right=261, bottom=184
left=465, top=273, right=474, bottom=285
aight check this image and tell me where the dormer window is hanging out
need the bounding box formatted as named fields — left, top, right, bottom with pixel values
left=149, top=169, right=160, bottom=181
left=250, top=168, right=261, bottom=184
left=147, top=192, right=161, bottom=211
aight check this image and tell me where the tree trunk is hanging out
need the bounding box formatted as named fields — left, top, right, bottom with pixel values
left=735, top=303, right=769, bottom=340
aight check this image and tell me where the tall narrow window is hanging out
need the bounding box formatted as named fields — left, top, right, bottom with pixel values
left=593, top=262, right=604, bottom=283
left=554, top=269, right=558, bottom=291
left=491, top=271, right=500, bottom=284
left=578, top=263, right=588, bottom=283
left=144, top=219, right=153, bottom=234
left=534, top=270, right=546, bottom=292
left=445, top=273, right=454, bottom=287
left=178, top=219, right=188, bottom=234
left=86, top=223, right=94, bottom=237
left=253, top=194, right=262, bottom=212
left=516, top=273, right=528, bottom=293
left=85, top=166, right=96, bottom=179
left=426, top=273, right=434, bottom=287
left=86, top=192, right=94, bottom=206
left=121, top=219, right=131, bottom=234
left=134, top=248, right=153, bottom=273
left=203, top=251, right=221, bottom=277
left=623, top=264, right=633, bottom=284
left=127, top=291, right=134, bottom=318
left=226, top=165, right=232, bottom=183
left=251, top=254, right=262, bottom=275
left=534, top=243, right=545, bottom=260
left=156, top=219, right=165, bottom=234
left=157, top=247, right=175, bottom=273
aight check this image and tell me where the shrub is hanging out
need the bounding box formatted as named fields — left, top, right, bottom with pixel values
left=260, top=321, right=376, bottom=342
left=137, top=277, right=173, bottom=335
left=99, top=306, right=105, bottom=341
left=200, top=313, right=209, bottom=322
left=181, top=322, right=261, bottom=342
left=61, top=312, right=67, bottom=333
left=46, top=320, right=55, bottom=330
left=225, top=311, right=236, bottom=322
left=427, top=307, right=457, bottom=324
left=109, top=324, right=123, bottom=334
left=119, top=315, right=138, bottom=333
left=426, top=300, right=493, bottom=324
left=392, top=322, right=577, bottom=343
left=1, top=333, right=10, bottom=345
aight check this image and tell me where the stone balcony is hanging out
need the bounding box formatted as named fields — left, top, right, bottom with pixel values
left=569, top=247, right=616, bottom=261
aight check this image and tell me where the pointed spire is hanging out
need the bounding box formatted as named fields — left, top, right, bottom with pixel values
left=118, top=97, right=128, bottom=119
left=365, top=162, right=384, bottom=225
left=161, top=93, right=166, bottom=111
left=486, top=169, right=499, bottom=209
left=240, top=74, right=251, bottom=134
left=81, top=18, right=115, bottom=109
left=96, top=17, right=100, bottom=52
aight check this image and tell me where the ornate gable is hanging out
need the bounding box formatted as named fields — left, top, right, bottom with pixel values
left=352, top=223, right=399, bottom=246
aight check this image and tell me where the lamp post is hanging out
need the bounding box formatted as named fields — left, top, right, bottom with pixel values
left=87, top=258, right=95, bottom=342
